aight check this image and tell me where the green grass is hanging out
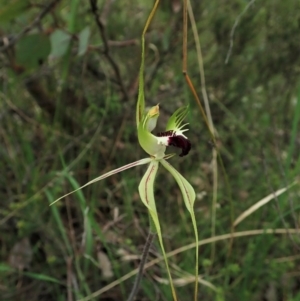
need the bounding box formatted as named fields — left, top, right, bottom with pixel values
left=1, top=0, right=300, bottom=300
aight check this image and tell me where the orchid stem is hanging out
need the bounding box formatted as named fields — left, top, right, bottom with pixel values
left=126, top=230, right=156, bottom=301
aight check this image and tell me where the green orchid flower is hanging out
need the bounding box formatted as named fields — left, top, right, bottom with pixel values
left=136, top=104, right=199, bottom=300
left=138, top=104, right=191, bottom=159
left=50, top=103, right=199, bottom=300
left=50, top=104, right=195, bottom=211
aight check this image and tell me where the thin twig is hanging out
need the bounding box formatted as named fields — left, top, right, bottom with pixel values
left=0, top=0, right=60, bottom=52
left=126, top=231, right=156, bottom=301
left=66, top=256, right=74, bottom=301
left=89, top=0, right=129, bottom=101
left=107, top=39, right=138, bottom=47
left=225, top=0, right=256, bottom=64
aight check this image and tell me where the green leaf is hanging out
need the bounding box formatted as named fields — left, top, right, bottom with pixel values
left=0, top=263, right=63, bottom=284
left=23, top=271, right=63, bottom=285
left=50, top=29, right=72, bottom=58
left=46, top=190, right=72, bottom=254
left=0, top=263, right=11, bottom=272
left=50, top=158, right=152, bottom=205
left=139, top=160, right=177, bottom=300
left=0, top=0, right=29, bottom=24
left=160, top=159, right=199, bottom=299
left=15, top=34, right=51, bottom=69
left=78, top=26, right=90, bottom=56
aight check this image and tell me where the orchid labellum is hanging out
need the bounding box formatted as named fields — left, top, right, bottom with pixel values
left=139, top=104, right=191, bottom=159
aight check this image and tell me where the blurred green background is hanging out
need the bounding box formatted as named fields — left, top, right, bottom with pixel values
left=1, top=0, right=300, bottom=300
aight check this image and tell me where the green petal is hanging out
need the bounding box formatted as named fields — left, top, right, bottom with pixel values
left=160, top=159, right=199, bottom=299
left=166, top=105, right=189, bottom=131
left=139, top=160, right=177, bottom=299
left=50, top=158, right=152, bottom=206
left=160, top=159, right=195, bottom=209
left=138, top=160, right=159, bottom=213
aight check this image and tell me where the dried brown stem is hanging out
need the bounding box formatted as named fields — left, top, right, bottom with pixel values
left=126, top=231, right=156, bottom=301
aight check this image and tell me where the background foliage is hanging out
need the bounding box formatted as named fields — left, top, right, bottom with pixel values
left=1, top=0, right=300, bottom=300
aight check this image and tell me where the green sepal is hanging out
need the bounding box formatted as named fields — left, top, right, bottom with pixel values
left=160, top=159, right=199, bottom=299
left=139, top=161, right=177, bottom=299
left=136, top=32, right=146, bottom=128
left=136, top=78, right=145, bottom=128
left=138, top=160, right=159, bottom=216
left=50, top=158, right=152, bottom=206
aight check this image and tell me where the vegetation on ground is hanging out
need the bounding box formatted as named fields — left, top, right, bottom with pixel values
left=0, top=0, right=300, bottom=300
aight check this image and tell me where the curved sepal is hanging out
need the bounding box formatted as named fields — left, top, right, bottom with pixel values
left=136, top=38, right=146, bottom=128
left=50, top=158, right=152, bottom=206
left=138, top=160, right=159, bottom=214
left=160, top=159, right=199, bottom=299
left=160, top=159, right=195, bottom=210
left=139, top=160, right=177, bottom=300
left=136, top=81, right=145, bottom=128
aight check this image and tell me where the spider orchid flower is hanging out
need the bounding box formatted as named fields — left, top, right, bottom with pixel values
left=50, top=104, right=198, bottom=301
left=50, top=105, right=195, bottom=208
left=135, top=106, right=198, bottom=288
left=138, top=104, right=192, bottom=159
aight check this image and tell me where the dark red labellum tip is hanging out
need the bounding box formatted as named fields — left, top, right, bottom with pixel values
left=169, top=135, right=191, bottom=157
left=157, top=131, right=191, bottom=157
